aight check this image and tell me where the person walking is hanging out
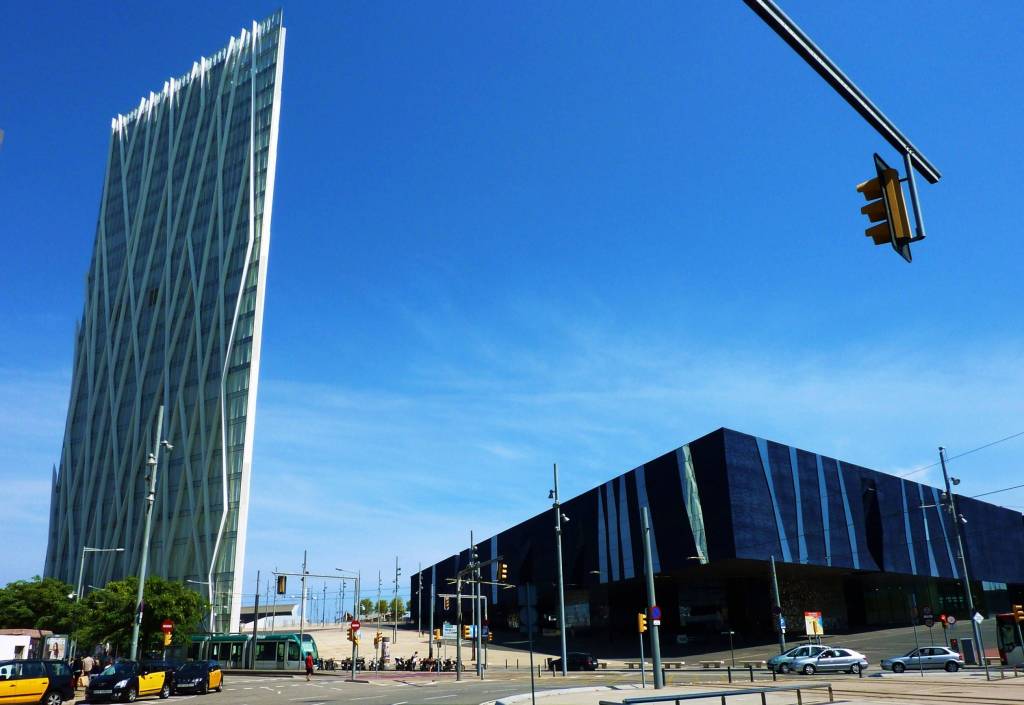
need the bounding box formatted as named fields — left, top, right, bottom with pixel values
left=80, top=654, right=95, bottom=690
left=304, top=652, right=314, bottom=681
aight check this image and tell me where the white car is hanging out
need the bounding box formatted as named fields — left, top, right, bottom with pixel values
left=790, top=647, right=869, bottom=675
left=881, top=646, right=964, bottom=673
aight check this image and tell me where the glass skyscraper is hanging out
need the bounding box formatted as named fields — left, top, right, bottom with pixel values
left=45, top=13, right=285, bottom=632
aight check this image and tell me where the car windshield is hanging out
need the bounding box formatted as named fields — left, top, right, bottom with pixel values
left=177, top=663, right=205, bottom=676
left=903, top=649, right=919, bottom=656
left=100, top=664, right=133, bottom=676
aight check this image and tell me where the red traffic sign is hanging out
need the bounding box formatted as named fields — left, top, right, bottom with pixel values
left=351, top=620, right=361, bottom=631
left=161, top=619, right=174, bottom=633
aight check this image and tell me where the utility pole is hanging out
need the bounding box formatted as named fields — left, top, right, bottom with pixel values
left=130, top=405, right=168, bottom=661
left=526, top=582, right=536, bottom=705
left=940, top=447, right=990, bottom=678
left=417, top=563, right=423, bottom=637
left=393, top=556, right=400, bottom=644
left=350, top=571, right=360, bottom=682
left=640, top=507, right=663, bottom=688
left=298, top=550, right=307, bottom=665
left=455, top=574, right=463, bottom=681
left=428, top=574, right=435, bottom=659
left=770, top=555, right=786, bottom=654
left=251, top=570, right=261, bottom=668
left=551, top=463, right=568, bottom=676
left=476, top=563, right=483, bottom=678
left=271, top=569, right=278, bottom=633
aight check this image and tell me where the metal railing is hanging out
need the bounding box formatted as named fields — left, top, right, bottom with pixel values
left=600, top=682, right=834, bottom=705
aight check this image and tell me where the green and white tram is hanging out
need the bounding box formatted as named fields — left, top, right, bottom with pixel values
left=188, top=632, right=318, bottom=670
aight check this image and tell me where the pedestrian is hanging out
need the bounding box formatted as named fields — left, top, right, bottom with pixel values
left=305, top=651, right=314, bottom=681
left=81, top=653, right=95, bottom=690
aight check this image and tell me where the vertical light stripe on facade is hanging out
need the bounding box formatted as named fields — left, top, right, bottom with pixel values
left=789, top=446, right=808, bottom=564
left=835, top=461, right=861, bottom=569
left=605, top=482, right=621, bottom=582
left=491, top=535, right=499, bottom=601
left=617, top=475, right=635, bottom=579
left=597, top=488, right=609, bottom=583
left=756, top=437, right=792, bottom=562
left=900, top=480, right=918, bottom=575
left=917, top=483, right=939, bottom=577
left=930, top=486, right=958, bottom=579
left=676, top=446, right=708, bottom=563
left=815, top=454, right=831, bottom=566
left=634, top=465, right=661, bottom=572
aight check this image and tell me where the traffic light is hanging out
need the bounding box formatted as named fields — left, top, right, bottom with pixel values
left=433, top=628, right=441, bottom=642
left=346, top=627, right=354, bottom=642
left=374, top=632, right=382, bottom=648
left=488, top=631, right=493, bottom=642
left=276, top=575, right=287, bottom=595
left=856, top=153, right=913, bottom=262
left=1013, top=604, right=1024, bottom=623
left=637, top=612, right=647, bottom=633
left=462, top=624, right=471, bottom=639
left=940, top=614, right=948, bottom=629
left=163, top=632, right=172, bottom=647
left=444, top=597, right=450, bottom=610
left=498, top=562, right=509, bottom=582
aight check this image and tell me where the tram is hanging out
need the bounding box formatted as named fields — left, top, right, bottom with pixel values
left=188, top=632, right=318, bottom=670
left=995, top=613, right=1024, bottom=666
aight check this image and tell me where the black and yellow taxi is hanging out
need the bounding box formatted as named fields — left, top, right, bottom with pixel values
left=84, top=661, right=171, bottom=702
left=0, top=659, right=75, bottom=705
left=170, top=660, right=222, bottom=695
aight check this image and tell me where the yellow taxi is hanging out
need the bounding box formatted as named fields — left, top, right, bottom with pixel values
left=170, top=660, right=222, bottom=695
left=0, top=659, right=75, bottom=704
left=83, top=661, right=170, bottom=702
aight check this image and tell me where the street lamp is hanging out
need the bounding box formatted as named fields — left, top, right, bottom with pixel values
left=550, top=463, right=568, bottom=677
left=70, top=547, right=124, bottom=658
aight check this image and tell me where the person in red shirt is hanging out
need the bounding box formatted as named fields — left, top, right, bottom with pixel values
left=305, top=652, right=314, bottom=681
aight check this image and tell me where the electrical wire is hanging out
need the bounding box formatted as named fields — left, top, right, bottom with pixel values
left=897, top=429, right=1024, bottom=479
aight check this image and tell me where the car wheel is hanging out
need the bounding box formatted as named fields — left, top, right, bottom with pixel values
left=200, top=682, right=208, bottom=695
left=216, top=679, right=223, bottom=692
left=160, top=683, right=172, bottom=699
left=44, top=692, right=63, bottom=705
left=124, top=687, right=138, bottom=703
left=778, top=663, right=790, bottom=674
left=851, top=664, right=862, bottom=675
left=945, top=661, right=959, bottom=672
left=802, top=664, right=816, bottom=675
left=893, top=662, right=906, bottom=673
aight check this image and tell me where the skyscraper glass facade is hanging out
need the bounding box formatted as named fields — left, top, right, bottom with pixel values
left=45, top=13, right=286, bottom=632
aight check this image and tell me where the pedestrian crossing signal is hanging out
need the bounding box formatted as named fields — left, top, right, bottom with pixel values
left=276, top=575, right=287, bottom=595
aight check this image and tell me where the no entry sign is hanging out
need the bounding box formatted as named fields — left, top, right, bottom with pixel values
left=161, top=619, right=174, bottom=634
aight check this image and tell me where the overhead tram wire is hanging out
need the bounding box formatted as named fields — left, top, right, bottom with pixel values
left=896, top=428, right=1024, bottom=479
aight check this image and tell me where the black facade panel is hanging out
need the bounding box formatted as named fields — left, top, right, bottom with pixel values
left=959, top=495, right=1024, bottom=585
left=796, top=448, right=825, bottom=565
left=766, top=440, right=800, bottom=562
left=643, top=451, right=698, bottom=571
left=906, top=482, right=933, bottom=577
left=722, top=431, right=783, bottom=561
left=822, top=457, right=854, bottom=568
left=841, top=463, right=879, bottom=572
left=922, top=500, right=956, bottom=579
left=689, top=430, right=733, bottom=561
left=873, top=472, right=913, bottom=575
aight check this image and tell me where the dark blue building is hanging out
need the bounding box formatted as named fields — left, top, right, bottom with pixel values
left=412, top=428, right=1024, bottom=648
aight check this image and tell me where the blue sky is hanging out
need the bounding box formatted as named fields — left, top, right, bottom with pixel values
left=2, top=1, right=1023, bottom=600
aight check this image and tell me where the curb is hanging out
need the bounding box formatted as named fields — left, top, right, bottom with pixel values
left=493, top=685, right=624, bottom=705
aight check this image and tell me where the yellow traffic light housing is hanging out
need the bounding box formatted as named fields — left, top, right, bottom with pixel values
left=163, top=632, right=172, bottom=647
left=346, top=627, right=354, bottom=642
left=498, top=562, right=509, bottom=582
left=857, top=153, right=914, bottom=262
left=433, top=628, right=441, bottom=641
left=462, top=624, right=472, bottom=639
left=637, top=612, right=647, bottom=633
left=443, top=597, right=450, bottom=610
left=276, top=575, right=287, bottom=595
left=488, top=631, right=493, bottom=642
left=1013, top=604, right=1024, bottom=623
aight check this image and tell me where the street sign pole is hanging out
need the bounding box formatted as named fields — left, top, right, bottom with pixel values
left=639, top=625, right=646, bottom=689
left=640, top=507, right=663, bottom=689
left=770, top=555, right=785, bottom=654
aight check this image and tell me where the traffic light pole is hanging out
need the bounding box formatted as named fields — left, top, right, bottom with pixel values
left=770, top=555, right=785, bottom=654
left=455, top=576, right=463, bottom=681
left=940, top=447, right=989, bottom=679
left=640, top=507, right=663, bottom=689
left=428, top=576, right=435, bottom=659
left=130, top=405, right=166, bottom=661
left=552, top=463, right=568, bottom=677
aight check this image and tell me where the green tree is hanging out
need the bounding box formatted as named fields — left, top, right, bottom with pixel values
left=376, top=599, right=388, bottom=617
left=76, top=576, right=208, bottom=656
left=0, top=576, right=76, bottom=633
left=389, top=597, right=405, bottom=618
left=359, top=598, right=374, bottom=616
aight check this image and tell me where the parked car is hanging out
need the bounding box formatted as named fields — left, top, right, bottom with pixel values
left=171, top=661, right=223, bottom=695
left=0, top=658, right=75, bottom=704
left=790, top=648, right=869, bottom=675
left=768, top=644, right=830, bottom=674
left=84, top=660, right=171, bottom=702
left=550, top=652, right=599, bottom=671
left=881, top=646, right=963, bottom=673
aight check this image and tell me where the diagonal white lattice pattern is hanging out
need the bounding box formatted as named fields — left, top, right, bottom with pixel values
left=45, top=12, right=286, bottom=632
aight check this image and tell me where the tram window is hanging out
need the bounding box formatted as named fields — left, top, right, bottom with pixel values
left=276, top=642, right=285, bottom=663
left=256, top=642, right=276, bottom=662
left=288, top=641, right=300, bottom=661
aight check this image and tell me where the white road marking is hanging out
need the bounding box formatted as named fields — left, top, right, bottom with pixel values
left=423, top=695, right=457, bottom=701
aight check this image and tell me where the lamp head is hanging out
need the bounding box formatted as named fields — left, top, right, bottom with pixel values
left=548, top=489, right=555, bottom=499
left=950, top=476, right=961, bottom=486
left=161, top=440, right=174, bottom=451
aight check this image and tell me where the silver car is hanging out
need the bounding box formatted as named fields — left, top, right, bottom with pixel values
left=791, top=647, right=869, bottom=675
left=881, top=646, right=964, bottom=673
left=767, top=644, right=830, bottom=674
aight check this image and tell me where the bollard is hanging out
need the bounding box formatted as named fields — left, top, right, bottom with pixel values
left=748, top=665, right=754, bottom=682
left=858, top=665, right=863, bottom=679
left=727, top=666, right=732, bottom=683
left=771, top=668, right=777, bottom=682
left=827, top=685, right=834, bottom=702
